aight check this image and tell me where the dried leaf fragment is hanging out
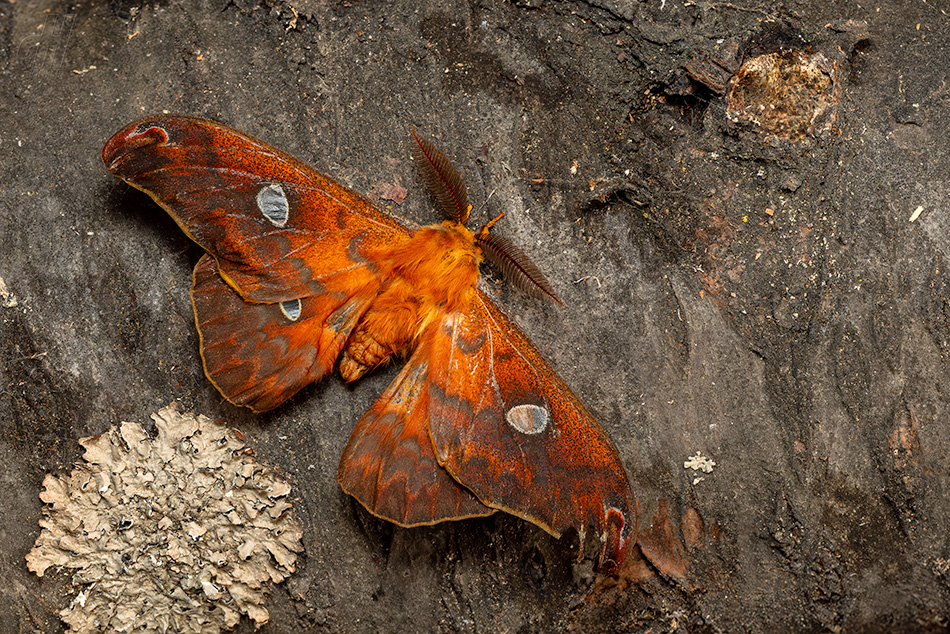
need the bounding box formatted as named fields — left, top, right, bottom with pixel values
left=0, top=275, right=17, bottom=307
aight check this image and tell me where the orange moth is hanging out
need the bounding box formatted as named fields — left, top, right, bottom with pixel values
left=102, top=116, right=636, bottom=574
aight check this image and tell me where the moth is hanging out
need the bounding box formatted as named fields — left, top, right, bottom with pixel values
left=102, top=116, right=636, bottom=574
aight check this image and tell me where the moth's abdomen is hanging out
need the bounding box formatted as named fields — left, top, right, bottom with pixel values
left=339, top=328, right=393, bottom=382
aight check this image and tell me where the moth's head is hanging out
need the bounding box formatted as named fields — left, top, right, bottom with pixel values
left=411, top=129, right=562, bottom=305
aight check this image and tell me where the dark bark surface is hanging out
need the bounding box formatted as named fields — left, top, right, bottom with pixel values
left=2, top=0, right=948, bottom=632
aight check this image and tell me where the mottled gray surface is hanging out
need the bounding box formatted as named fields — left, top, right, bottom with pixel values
left=1, top=0, right=949, bottom=632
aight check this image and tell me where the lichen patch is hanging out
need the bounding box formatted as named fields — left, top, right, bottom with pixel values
left=684, top=451, right=717, bottom=474
left=26, top=404, right=304, bottom=634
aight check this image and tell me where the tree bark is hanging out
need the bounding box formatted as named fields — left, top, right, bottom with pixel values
left=1, top=0, right=947, bottom=631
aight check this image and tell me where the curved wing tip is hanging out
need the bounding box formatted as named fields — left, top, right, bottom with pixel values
left=102, top=118, right=170, bottom=172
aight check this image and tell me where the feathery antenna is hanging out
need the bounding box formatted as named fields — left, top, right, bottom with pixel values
left=476, top=219, right=563, bottom=305
left=410, top=129, right=471, bottom=225
left=411, top=130, right=562, bottom=304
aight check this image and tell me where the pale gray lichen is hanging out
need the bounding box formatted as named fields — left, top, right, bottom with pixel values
left=684, top=452, right=716, bottom=474
left=26, top=404, right=304, bottom=633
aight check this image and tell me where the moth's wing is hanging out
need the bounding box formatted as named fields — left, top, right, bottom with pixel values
left=103, top=115, right=412, bottom=411
left=423, top=290, right=637, bottom=574
left=191, top=255, right=376, bottom=412
left=337, top=348, right=494, bottom=526
left=102, top=114, right=411, bottom=303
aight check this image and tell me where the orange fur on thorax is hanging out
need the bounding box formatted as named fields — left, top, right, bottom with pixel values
left=339, top=221, right=482, bottom=381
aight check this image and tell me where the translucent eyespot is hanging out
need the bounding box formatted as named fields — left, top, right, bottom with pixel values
left=279, top=299, right=302, bottom=321
left=505, top=404, right=548, bottom=435
left=257, top=184, right=289, bottom=227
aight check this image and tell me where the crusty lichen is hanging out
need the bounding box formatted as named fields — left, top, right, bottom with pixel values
left=684, top=451, right=716, bottom=474
left=26, top=404, right=304, bottom=633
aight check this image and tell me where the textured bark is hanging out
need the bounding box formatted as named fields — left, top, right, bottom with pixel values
left=1, top=0, right=948, bottom=632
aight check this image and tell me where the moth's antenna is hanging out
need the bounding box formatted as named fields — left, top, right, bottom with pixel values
left=411, top=129, right=561, bottom=305
left=410, top=129, right=471, bottom=225
left=476, top=215, right=563, bottom=306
